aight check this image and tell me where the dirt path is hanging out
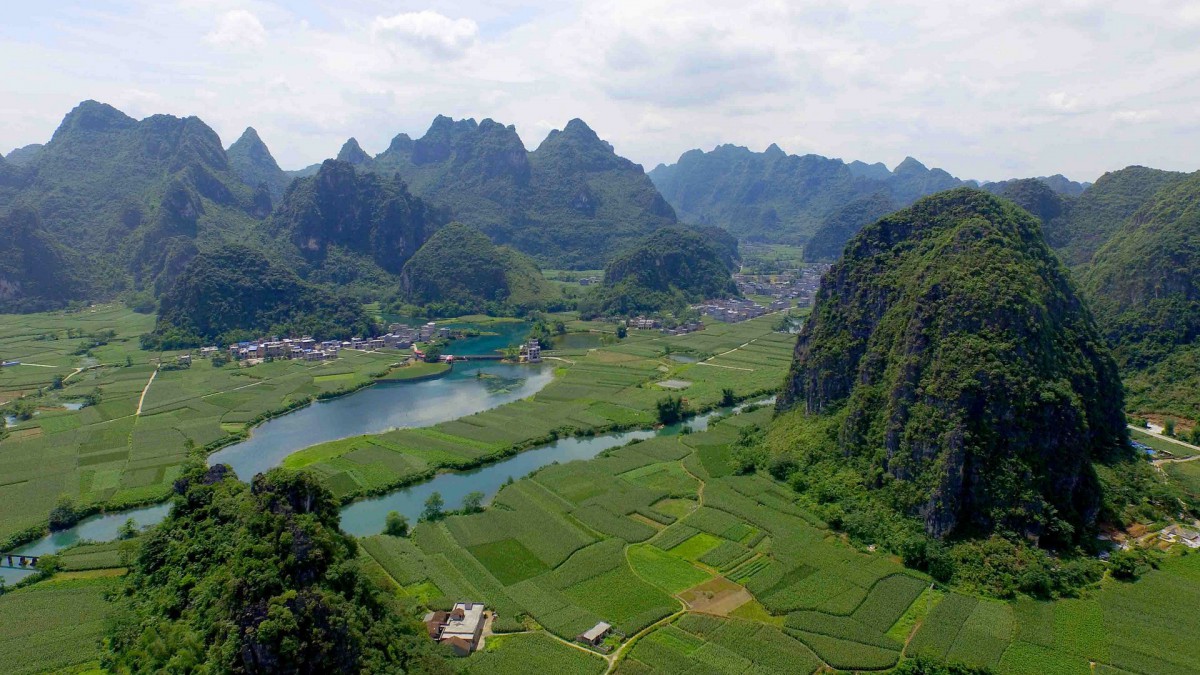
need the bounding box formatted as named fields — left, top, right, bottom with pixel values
left=135, top=368, right=158, bottom=416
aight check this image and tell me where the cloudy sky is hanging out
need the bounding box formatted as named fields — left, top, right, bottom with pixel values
left=2, top=0, right=1199, bottom=182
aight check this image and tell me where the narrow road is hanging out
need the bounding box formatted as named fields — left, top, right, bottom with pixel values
left=1131, top=425, right=1200, bottom=465
left=135, top=368, right=158, bottom=416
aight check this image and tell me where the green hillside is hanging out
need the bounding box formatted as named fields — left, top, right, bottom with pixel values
left=583, top=226, right=738, bottom=316
left=0, top=100, right=264, bottom=300
left=347, top=116, right=676, bottom=269
left=399, top=222, right=556, bottom=314
left=151, top=244, right=375, bottom=346
left=776, top=189, right=1128, bottom=549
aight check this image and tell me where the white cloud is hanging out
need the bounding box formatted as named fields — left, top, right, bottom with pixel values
left=1046, top=91, right=1083, bottom=113
left=2, top=0, right=1200, bottom=182
left=371, top=10, right=478, bottom=59
left=1111, top=109, right=1162, bottom=124
left=204, top=9, right=267, bottom=49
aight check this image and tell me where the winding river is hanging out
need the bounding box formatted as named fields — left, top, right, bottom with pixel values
left=0, top=316, right=767, bottom=585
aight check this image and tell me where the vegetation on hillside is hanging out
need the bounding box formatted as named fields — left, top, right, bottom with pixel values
left=337, top=116, right=676, bottom=269
left=0, top=100, right=265, bottom=301
left=226, top=126, right=291, bottom=201
left=397, top=222, right=557, bottom=316
left=765, top=189, right=1131, bottom=593
left=649, top=145, right=962, bottom=243
left=0, top=207, right=83, bottom=312
left=150, top=244, right=375, bottom=347
left=804, top=191, right=897, bottom=262
left=268, top=159, right=446, bottom=293
left=1082, top=171, right=1200, bottom=370
left=106, top=464, right=451, bottom=673
left=580, top=226, right=738, bottom=317
left=1051, top=166, right=1185, bottom=265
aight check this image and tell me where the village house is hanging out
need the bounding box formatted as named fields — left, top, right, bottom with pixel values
left=577, top=621, right=612, bottom=647
left=520, top=338, right=542, bottom=363
left=176, top=354, right=191, bottom=366
left=1161, top=524, right=1200, bottom=548
left=423, top=602, right=487, bottom=656
left=199, top=346, right=218, bottom=358
left=628, top=317, right=661, bottom=330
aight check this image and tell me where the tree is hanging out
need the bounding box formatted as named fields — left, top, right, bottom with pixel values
left=48, top=496, right=79, bottom=531
left=1110, top=549, right=1143, bottom=580
left=721, top=387, right=736, bottom=407
left=616, top=324, right=627, bottom=339
left=462, top=491, right=485, bottom=514
left=51, top=374, right=64, bottom=390
left=384, top=510, right=409, bottom=537
left=656, top=396, right=684, bottom=425
left=422, top=492, right=445, bottom=521
left=117, top=518, right=139, bottom=540
left=1165, top=418, right=1176, bottom=437
left=125, top=355, right=133, bottom=367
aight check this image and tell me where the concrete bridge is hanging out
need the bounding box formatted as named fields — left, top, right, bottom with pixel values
left=0, top=553, right=40, bottom=569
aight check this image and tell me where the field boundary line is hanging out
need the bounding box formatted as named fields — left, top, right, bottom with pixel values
left=694, top=362, right=754, bottom=371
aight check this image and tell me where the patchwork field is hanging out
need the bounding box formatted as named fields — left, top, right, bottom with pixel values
left=357, top=398, right=1200, bottom=675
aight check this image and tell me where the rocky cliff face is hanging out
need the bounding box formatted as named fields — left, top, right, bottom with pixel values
left=779, top=188, right=1128, bottom=542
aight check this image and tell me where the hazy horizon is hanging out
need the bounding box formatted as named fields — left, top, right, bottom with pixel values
left=4, top=1, right=1199, bottom=183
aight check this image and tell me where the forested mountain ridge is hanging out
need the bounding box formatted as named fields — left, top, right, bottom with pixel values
left=267, top=159, right=446, bottom=292
left=0, top=100, right=265, bottom=301
left=1051, top=166, right=1186, bottom=266
left=0, top=207, right=82, bottom=312
left=648, top=145, right=963, bottom=244
left=649, top=143, right=1092, bottom=250
left=581, top=226, right=737, bottom=316
left=315, top=115, right=676, bottom=268
left=151, top=244, right=375, bottom=347
left=777, top=188, right=1129, bottom=544
left=226, top=126, right=290, bottom=201
left=1082, top=171, right=1200, bottom=369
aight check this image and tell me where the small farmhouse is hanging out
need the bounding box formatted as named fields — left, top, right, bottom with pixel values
left=424, top=602, right=487, bottom=656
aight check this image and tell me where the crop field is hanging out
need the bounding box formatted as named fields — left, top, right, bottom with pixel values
left=1165, top=460, right=1200, bottom=500
left=289, top=314, right=795, bottom=501
left=458, top=633, right=605, bottom=674
left=0, top=317, right=400, bottom=543
left=0, top=575, right=120, bottom=674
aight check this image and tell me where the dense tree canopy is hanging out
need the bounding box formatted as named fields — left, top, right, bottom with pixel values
left=106, top=464, right=451, bottom=673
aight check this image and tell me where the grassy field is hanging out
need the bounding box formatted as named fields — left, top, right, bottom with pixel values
left=286, top=315, right=796, bottom=501
left=0, top=304, right=411, bottom=545
left=0, top=575, right=120, bottom=674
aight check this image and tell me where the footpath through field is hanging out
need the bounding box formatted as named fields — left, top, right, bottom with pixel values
left=135, top=368, right=158, bottom=416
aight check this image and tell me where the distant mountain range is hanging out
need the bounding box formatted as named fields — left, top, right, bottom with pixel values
left=648, top=143, right=1089, bottom=250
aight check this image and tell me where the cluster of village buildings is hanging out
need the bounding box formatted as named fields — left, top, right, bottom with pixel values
left=733, top=263, right=829, bottom=308
left=696, top=297, right=787, bottom=323
left=190, top=322, right=453, bottom=364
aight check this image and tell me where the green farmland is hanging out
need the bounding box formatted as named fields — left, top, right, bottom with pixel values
left=355, top=401, right=1200, bottom=675
left=0, top=304, right=407, bottom=545
left=285, top=315, right=796, bottom=501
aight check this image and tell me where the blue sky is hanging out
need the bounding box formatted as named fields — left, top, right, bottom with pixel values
left=3, top=0, right=1199, bottom=182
